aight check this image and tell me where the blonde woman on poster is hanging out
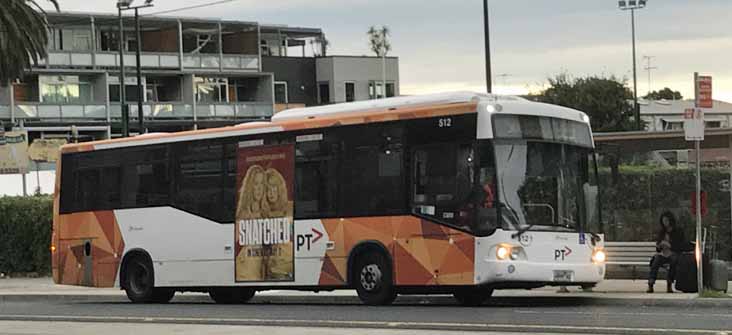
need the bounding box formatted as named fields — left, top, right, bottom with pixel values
left=236, top=165, right=266, bottom=280
left=236, top=164, right=294, bottom=281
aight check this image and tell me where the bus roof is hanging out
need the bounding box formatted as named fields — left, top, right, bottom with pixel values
left=60, top=92, right=587, bottom=153
left=272, top=91, right=523, bottom=122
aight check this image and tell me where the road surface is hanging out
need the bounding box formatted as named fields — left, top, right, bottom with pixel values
left=0, top=294, right=731, bottom=334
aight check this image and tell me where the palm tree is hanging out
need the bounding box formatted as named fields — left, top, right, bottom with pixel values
left=367, top=26, right=391, bottom=99
left=0, top=0, right=59, bottom=84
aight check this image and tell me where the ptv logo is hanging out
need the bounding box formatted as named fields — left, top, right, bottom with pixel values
left=296, top=228, right=324, bottom=251
left=554, top=246, right=572, bottom=261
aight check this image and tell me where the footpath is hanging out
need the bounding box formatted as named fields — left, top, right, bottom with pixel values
left=1, top=277, right=731, bottom=307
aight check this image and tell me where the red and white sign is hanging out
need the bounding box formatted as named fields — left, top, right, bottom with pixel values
left=684, top=108, right=704, bottom=141
left=696, top=75, right=713, bottom=109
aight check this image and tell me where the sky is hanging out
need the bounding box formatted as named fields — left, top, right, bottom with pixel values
left=38, top=0, right=732, bottom=102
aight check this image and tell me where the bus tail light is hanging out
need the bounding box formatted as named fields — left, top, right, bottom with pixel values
left=592, top=249, right=606, bottom=263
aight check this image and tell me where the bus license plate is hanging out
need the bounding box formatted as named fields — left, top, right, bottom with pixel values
left=553, top=270, right=574, bottom=282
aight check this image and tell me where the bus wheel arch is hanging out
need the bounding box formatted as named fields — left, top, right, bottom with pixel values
left=347, top=241, right=396, bottom=305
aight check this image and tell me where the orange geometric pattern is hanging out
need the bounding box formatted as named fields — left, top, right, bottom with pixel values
left=53, top=211, right=125, bottom=287
left=318, top=216, right=474, bottom=286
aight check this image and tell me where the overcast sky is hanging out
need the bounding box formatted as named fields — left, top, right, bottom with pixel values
left=39, top=0, right=732, bottom=101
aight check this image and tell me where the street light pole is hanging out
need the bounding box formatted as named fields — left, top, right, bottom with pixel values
left=631, top=8, right=639, bottom=129
left=619, top=0, right=648, bottom=131
left=117, top=0, right=153, bottom=137
left=135, top=8, right=145, bottom=134
left=483, top=0, right=492, bottom=94
left=118, top=5, right=128, bottom=137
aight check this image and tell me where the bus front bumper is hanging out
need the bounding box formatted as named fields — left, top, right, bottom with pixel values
left=475, top=260, right=605, bottom=286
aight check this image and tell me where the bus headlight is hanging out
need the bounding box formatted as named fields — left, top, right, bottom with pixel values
left=592, top=249, right=606, bottom=263
left=496, top=246, right=511, bottom=260
left=496, top=245, right=524, bottom=261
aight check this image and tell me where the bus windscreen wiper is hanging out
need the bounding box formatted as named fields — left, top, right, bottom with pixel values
left=511, top=223, right=535, bottom=239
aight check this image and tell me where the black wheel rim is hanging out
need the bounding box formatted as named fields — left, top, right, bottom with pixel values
left=360, top=263, right=382, bottom=292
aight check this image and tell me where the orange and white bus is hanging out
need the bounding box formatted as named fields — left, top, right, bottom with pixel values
left=52, top=92, right=606, bottom=306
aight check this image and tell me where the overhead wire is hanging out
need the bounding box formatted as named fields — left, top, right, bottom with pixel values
left=41, top=0, right=245, bottom=29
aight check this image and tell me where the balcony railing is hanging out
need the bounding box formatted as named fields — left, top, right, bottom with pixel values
left=39, top=51, right=258, bottom=71
left=95, top=52, right=180, bottom=68
left=1, top=102, right=272, bottom=121
left=196, top=103, right=272, bottom=118
left=11, top=103, right=108, bottom=120
left=111, top=102, right=272, bottom=119
left=183, top=54, right=259, bottom=70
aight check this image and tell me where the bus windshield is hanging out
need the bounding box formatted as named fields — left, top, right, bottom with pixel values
left=494, top=141, right=592, bottom=232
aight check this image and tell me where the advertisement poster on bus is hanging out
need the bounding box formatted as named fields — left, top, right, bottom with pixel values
left=0, top=130, right=29, bottom=174
left=235, top=143, right=295, bottom=282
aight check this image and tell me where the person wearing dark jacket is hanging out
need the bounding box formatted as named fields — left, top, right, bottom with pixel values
left=647, top=211, right=687, bottom=293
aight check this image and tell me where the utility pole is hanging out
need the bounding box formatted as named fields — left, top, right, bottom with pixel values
left=619, top=0, right=648, bottom=130
left=643, top=55, right=657, bottom=98
left=483, top=0, right=492, bottom=94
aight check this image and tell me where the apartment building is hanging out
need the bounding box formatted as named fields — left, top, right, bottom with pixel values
left=0, top=12, right=400, bottom=142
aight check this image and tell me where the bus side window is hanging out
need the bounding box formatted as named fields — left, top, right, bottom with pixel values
left=295, top=136, right=338, bottom=219
left=339, top=123, right=405, bottom=217
left=173, top=141, right=228, bottom=222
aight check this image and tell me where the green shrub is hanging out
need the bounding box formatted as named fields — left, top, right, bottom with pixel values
left=600, top=167, right=732, bottom=260
left=0, top=195, right=53, bottom=275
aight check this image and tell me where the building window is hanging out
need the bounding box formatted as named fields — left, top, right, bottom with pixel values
left=318, top=82, right=330, bottom=104
left=99, top=30, right=119, bottom=51
left=196, top=77, right=228, bottom=103
left=345, top=82, right=355, bottom=102
left=109, top=76, right=144, bottom=103
left=706, top=121, right=722, bottom=129
left=40, top=75, right=93, bottom=104
left=231, top=78, right=260, bottom=102
left=369, top=81, right=396, bottom=99
left=662, top=121, right=683, bottom=131
left=146, top=77, right=181, bottom=102
left=50, top=28, right=92, bottom=51
left=386, top=82, right=395, bottom=98
left=274, top=81, right=288, bottom=104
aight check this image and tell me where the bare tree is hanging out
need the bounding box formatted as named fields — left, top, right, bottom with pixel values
left=367, top=26, right=391, bottom=99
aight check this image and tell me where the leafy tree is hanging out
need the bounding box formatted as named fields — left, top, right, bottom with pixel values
left=644, top=87, right=683, bottom=100
left=367, top=25, right=391, bottom=57
left=0, top=0, right=59, bottom=83
left=534, top=74, right=639, bottom=132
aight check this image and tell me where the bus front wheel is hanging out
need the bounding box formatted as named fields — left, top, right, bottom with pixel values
left=453, top=288, right=493, bottom=306
left=353, top=251, right=396, bottom=305
left=123, top=255, right=174, bottom=303
left=209, top=288, right=256, bottom=304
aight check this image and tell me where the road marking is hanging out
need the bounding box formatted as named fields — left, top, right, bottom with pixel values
left=0, top=314, right=727, bottom=335
left=515, top=309, right=732, bottom=319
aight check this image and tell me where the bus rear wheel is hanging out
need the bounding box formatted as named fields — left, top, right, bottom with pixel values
left=124, top=256, right=173, bottom=303
left=453, top=288, right=493, bottom=306
left=209, top=288, right=256, bottom=304
left=353, top=251, right=396, bottom=306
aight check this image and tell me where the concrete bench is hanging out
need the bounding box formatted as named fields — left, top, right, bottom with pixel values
left=604, top=241, right=666, bottom=280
